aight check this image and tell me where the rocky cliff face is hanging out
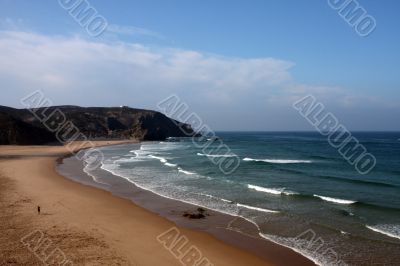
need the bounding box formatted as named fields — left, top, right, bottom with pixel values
left=0, top=105, right=196, bottom=145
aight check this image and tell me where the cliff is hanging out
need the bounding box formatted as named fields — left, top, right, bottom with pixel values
left=0, top=105, right=196, bottom=145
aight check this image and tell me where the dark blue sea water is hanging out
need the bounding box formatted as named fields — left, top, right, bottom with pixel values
left=84, top=132, right=400, bottom=265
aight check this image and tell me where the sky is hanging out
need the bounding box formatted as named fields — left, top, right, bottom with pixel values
left=0, top=0, right=399, bottom=131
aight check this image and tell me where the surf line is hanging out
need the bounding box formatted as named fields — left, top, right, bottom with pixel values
left=157, top=94, right=240, bottom=175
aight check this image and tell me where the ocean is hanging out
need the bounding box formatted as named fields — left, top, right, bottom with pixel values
left=60, top=132, right=400, bottom=265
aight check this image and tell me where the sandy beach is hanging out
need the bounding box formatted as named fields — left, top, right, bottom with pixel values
left=0, top=141, right=313, bottom=265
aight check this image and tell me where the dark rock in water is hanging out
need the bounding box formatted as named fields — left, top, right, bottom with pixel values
left=182, top=207, right=209, bottom=219
left=183, top=212, right=206, bottom=219
left=0, top=105, right=197, bottom=145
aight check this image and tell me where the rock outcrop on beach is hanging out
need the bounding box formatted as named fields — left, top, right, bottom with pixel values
left=0, top=105, right=196, bottom=145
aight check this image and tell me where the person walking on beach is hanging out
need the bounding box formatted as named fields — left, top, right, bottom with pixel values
left=37, top=205, right=40, bottom=214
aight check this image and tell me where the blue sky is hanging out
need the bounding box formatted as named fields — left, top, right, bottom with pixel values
left=0, top=0, right=399, bottom=130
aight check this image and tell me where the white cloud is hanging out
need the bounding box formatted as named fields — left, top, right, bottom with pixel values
left=0, top=29, right=397, bottom=130
left=0, top=30, right=295, bottom=100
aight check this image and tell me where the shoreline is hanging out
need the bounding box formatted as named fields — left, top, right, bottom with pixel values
left=58, top=149, right=314, bottom=265
left=0, top=141, right=314, bottom=265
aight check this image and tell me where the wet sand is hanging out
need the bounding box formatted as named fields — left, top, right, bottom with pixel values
left=0, top=141, right=313, bottom=265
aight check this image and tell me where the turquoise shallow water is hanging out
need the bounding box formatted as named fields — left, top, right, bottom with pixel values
left=85, top=132, right=400, bottom=265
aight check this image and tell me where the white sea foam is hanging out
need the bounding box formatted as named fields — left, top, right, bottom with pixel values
left=248, top=184, right=282, bottom=195
left=259, top=233, right=335, bottom=266
left=243, top=157, right=312, bottom=164
left=82, top=163, right=109, bottom=185
left=366, top=224, right=400, bottom=240
left=197, top=152, right=236, bottom=158
left=282, top=190, right=299, bottom=196
left=248, top=184, right=298, bottom=196
left=146, top=154, right=179, bottom=168
left=148, top=155, right=167, bottom=163
left=94, top=144, right=360, bottom=265
left=114, top=157, right=142, bottom=163
left=237, top=203, right=279, bottom=213
left=86, top=145, right=352, bottom=266
left=198, top=192, right=233, bottom=203
left=98, top=163, right=243, bottom=220
left=130, top=149, right=151, bottom=157
left=178, top=167, right=196, bottom=175
left=164, top=162, right=177, bottom=167
left=140, top=145, right=150, bottom=151
left=221, top=198, right=233, bottom=203
left=313, top=194, right=356, bottom=205
left=130, top=149, right=144, bottom=155
left=91, top=160, right=329, bottom=266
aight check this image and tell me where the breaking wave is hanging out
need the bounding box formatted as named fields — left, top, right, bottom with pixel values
left=248, top=184, right=299, bottom=196
left=313, top=194, right=356, bottom=205
left=366, top=224, right=400, bottom=240
left=243, top=158, right=312, bottom=164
